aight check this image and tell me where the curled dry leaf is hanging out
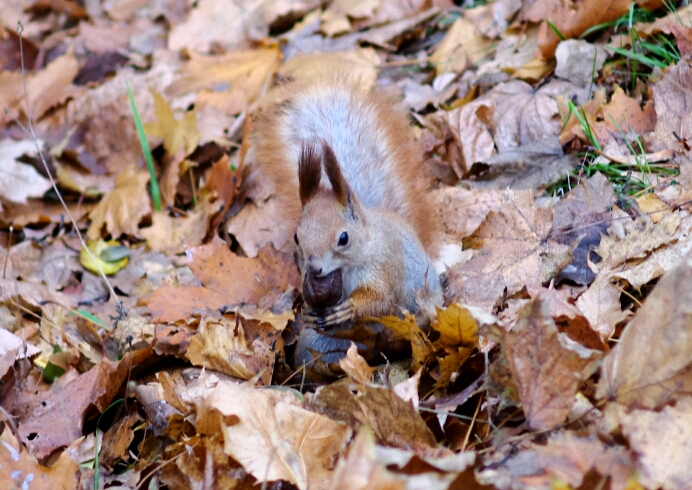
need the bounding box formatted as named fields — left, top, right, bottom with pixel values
left=204, top=379, right=352, bottom=490
left=185, top=315, right=280, bottom=385
left=597, top=251, right=692, bottom=409
left=339, top=342, right=375, bottom=383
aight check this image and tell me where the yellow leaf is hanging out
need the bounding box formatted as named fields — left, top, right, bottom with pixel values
left=144, top=90, right=200, bottom=156
left=432, top=303, right=479, bottom=348
left=80, top=239, right=129, bottom=275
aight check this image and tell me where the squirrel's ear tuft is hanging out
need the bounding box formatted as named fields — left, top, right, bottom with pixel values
left=322, top=143, right=348, bottom=207
left=298, top=142, right=321, bottom=206
left=323, top=143, right=360, bottom=221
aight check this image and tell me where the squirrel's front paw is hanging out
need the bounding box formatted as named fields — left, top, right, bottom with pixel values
left=303, top=299, right=355, bottom=329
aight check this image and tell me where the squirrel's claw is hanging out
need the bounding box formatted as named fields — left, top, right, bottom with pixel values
left=303, top=300, right=354, bottom=329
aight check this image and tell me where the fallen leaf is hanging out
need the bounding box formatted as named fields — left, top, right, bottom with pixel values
left=503, top=298, right=602, bottom=430
left=551, top=172, right=614, bottom=286
left=532, top=0, right=631, bottom=59
left=140, top=199, right=216, bottom=255
left=602, top=85, right=657, bottom=135
left=469, top=136, right=579, bottom=191
left=17, top=348, right=151, bottom=459
left=646, top=59, right=692, bottom=153
left=554, top=39, right=608, bottom=87
left=616, top=397, right=692, bottom=490
left=205, top=379, right=351, bottom=490
left=0, top=139, right=51, bottom=204
left=447, top=190, right=572, bottom=311
left=430, top=16, right=493, bottom=76
left=186, top=314, right=280, bottom=385
left=87, top=164, right=151, bottom=239
left=339, top=343, right=375, bottom=383
left=0, top=425, right=80, bottom=489
left=311, top=378, right=439, bottom=453
left=597, top=251, right=692, bottom=408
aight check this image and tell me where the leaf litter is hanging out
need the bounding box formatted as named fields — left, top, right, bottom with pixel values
left=2, top=1, right=692, bottom=489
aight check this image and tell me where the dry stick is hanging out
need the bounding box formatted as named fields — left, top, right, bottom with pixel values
left=16, top=22, right=124, bottom=319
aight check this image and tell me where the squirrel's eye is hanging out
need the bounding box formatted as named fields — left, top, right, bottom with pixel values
left=338, top=231, right=349, bottom=246
left=294, top=233, right=299, bottom=245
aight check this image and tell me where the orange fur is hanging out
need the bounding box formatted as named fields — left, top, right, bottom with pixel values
left=247, top=74, right=443, bottom=326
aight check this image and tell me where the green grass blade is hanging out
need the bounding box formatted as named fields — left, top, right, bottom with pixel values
left=126, top=81, right=161, bottom=212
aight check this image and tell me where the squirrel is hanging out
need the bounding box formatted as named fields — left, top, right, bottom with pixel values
left=248, top=74, right=443, bottom=329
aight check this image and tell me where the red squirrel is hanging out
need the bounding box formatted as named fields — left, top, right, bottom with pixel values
left=250, top=75, right=443, bottom=328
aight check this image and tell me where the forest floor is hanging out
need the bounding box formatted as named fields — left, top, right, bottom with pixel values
left=1, top=0, right=692, bottom=488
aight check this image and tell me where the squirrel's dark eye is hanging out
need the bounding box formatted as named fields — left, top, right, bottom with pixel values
left=338, top=231, right=349, bottom=246
left=294, top=233, right=299, bottom=245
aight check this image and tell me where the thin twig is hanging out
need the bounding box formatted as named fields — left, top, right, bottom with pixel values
left=16, top=22, right=124, bottom=319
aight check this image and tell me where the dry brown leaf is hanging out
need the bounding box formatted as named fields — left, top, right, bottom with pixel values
left=311, top=379, right=439, bottom=453
left=188, top=236, right=299, bottom=309
left=278, top=48, right=380, bottom=88
left=99, top=413, right=141, bottom=468
left=87, top=164, right=151, bottom=239
left=140, top=199, right=215, bottom=255
left=168, top=0, right=257, bottom=52
left=328, top=428, right=407, bottom=490
left=22, top=51, right=83, bottom=119
left=446, top=190, right=572, bottom=311
left=597, top=212, right=681, bottom=268
left=634, top=4, right=692, bottom=37
left=612, top=215, right=692, bottom=289
left=647, top=59, right=692, bottom=153
left=145, top=90, right=200, bottom=157
left=0, top=329, right=40, bottom=378
left=597, top=251, right=692, bottom=409
left=531, top=0, right=631, bottom=59
left=492, top=431, right=637, bottom=489
left=142, top=285, right=228, bottom=323
left=616, top=397, right=692, bottom=490
left=320, top=0, right=379, bottom=36
left=0, top=139, right=51, bottom=204
left=0, top=426, right=80, bottom=489
left=431, top=187, right=506, bottom=241
left=17, top=348, right=150, bottom=459
left=576, top=269, right=631, bottom=340
left=430, top=16, right=493, bottom=76
left=503, top=298, right=602, bottom=430
left=602, top=85, right=657, bottom=135
left=168, top=47, right=281, bottom=115
left=205, top=379, right=351, bottom=490
left=339, top=343, right=375, bottom=383
left=186, top=315, right=279, bottom=384
left=470, top=136, right=579, bottom=191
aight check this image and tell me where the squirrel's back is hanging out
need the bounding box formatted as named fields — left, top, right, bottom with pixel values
left=251, top=75, right=437, bottom=254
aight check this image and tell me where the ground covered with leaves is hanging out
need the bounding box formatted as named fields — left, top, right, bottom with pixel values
left=2, top=0, right=692, bottom=489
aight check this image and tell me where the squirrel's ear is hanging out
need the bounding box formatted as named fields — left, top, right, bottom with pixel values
left=298, top=143, right=321, bottom=206
left=322, top=143, right=348, bottom=207
left=323, top=143, right=360, bottom=221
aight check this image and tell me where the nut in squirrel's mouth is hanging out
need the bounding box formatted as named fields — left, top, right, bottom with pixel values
left=302, top=268, right=343, bottom=308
